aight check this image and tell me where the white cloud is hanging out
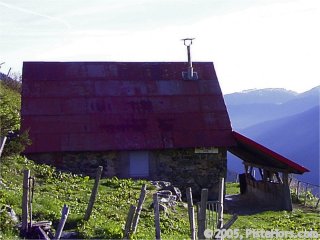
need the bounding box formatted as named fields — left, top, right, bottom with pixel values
left=1, top=0, right=319, bottom=93
left=0, top=0, right=71, bottom=29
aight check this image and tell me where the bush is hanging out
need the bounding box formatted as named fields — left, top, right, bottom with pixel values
left=2, top=131, right=31, bottom=157
left=0, top=81, right=31, bottom=156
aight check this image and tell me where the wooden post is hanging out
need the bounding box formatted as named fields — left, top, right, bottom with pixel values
left=304, top=184, right=309, bottom=206
left=275, top=172, right=282, bottom=184
left=153, top=193, right=161, bottom=240
left=186, top=187, right=196, bottom=240
left=54, top=204, right=70, bottom=240
left=0, top=136, right=7, bottom=158
left=288, top=176, right=292, bottom=186
left=21, top=170, right=30, bottom=235
left=198, top=188, right=208, bottom=240
left=84, top=166, right=103, bottom=221
left=222, top=214, right=238, bottom=230
left=296, top=181, right=300, bottom=200
left=315, top=198, right=320, bottom=209
left=124, top=205, right=136, bottom=239
left=217, top=178, right=224, bottom=229
left=34, top=226, right=50, bottom=240
left=131, top=184, right=147, bottom=233
left=282, top=172, right=292, bottom=211
left=28, top=177, right=35, bottom=229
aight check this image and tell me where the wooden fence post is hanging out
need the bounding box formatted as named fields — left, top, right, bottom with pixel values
left=153, top=193, right=161, bottom=240
left=54, top=204, right=70, bottom=240
left=217, top=178, right=224, bottom=229
left=84, top=166, right=103, bottom=221
left=0, top=136, right=7, bottom=158
left=186, top=187, right=196, bottom=240
left=304, top=184, right=309, bottom=206
left=28, top=177, right=35, bottom=230
left=131, top=184, right=147, bottom=233
left=315, top=198, right=320, bottom=209
left=34, top=226, right=50, bottom=240
left=198, top=188, right=208, bottom=240
left=296, top=181, right=300, bottom=200
left=21, top=169, right=30, bottom=235
left=124, top=205, right=136, bottom=239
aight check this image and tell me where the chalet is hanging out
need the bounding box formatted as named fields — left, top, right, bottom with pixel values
left=21, top=50, right=309, bottom=209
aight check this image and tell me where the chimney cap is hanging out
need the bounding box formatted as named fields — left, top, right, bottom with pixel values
left=181, top=38, right=195, bottom=46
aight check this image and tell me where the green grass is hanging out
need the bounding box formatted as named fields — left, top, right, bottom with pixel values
left=225, top=182, right=240, bottom=195
left=1, top=155, right=319, bottom=239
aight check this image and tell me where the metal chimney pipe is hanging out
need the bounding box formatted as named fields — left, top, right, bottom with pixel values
left=182, top=38, right=197, bottom=80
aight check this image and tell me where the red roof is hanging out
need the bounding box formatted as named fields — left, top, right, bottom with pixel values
left=21, top=62, right=234, bottom=153
left=229, top=131, right=309, bottom=174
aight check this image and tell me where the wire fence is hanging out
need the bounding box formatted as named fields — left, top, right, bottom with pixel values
left=289, top=177, right=320, bottom=209
left=226, top=172, right=319, bottom=209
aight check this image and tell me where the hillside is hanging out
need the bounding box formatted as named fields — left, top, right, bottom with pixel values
left=225, top=86, right=319, bottom=129
left=0, top=80, right=319, bottom=238
left=228, top=106, right=319, bottom=185
left=1, top=156, right=319, bottom=239
left=226, top=86, right=319, bottom=185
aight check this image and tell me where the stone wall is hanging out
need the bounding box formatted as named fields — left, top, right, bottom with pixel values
left=152, top=148, right=227, bottom=200
left=27, top=147, right=227, bottom=200
left=27, top=151, right=117, bottom=177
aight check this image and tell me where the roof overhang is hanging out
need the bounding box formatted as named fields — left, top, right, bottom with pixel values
left=228, top=131, right=309, bottom=174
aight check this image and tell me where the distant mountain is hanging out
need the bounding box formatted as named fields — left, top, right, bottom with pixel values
left=224, top=88, right=298, bottom=105
left=226, top=86, right=319, bottom=185
left=225, top=86, right=320, bottom=129
left=228, top=105, right=320, bottom=185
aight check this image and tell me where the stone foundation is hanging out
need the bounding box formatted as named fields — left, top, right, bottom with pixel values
left=152, top=148, right=227, bottom=200
left=27, top=151, right=117, bottom=178
left=26, top=147, right=227, bottom=200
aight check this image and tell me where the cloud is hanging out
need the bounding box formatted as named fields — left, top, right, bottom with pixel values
left=0, top=0, right=71, bottom=29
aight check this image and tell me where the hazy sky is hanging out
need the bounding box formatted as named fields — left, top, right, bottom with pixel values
left=1, top=0, right=319, bottom=93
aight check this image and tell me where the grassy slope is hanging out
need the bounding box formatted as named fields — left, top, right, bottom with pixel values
left=0, top=156, right=319, bottom=239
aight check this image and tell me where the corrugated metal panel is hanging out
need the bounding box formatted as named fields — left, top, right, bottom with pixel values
left=229, top=132, right=309, bottom=174
left=21, top=62, right=235, bottom=153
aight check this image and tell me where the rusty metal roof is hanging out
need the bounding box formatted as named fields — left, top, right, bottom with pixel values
left=21, top=62, right=234, bottom=153
left=228, top=132, right=309, bottom=174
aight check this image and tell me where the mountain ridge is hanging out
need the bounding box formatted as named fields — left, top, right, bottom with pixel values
left=225, top=86, right=319, bottom=185
left=225, top=86, right=319, bottom=129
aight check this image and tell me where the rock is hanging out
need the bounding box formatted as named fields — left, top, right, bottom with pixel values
left=157, top=190, right=172, bottom=199
left=151, top=181, right=171, bottom=189
left=1, top=205, right=19, bottom=223
left=61, top=231, right=78, bottom=239
left=162, top=186, right=182, bottom=201
left=159, top=204, right=168, bottom=212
